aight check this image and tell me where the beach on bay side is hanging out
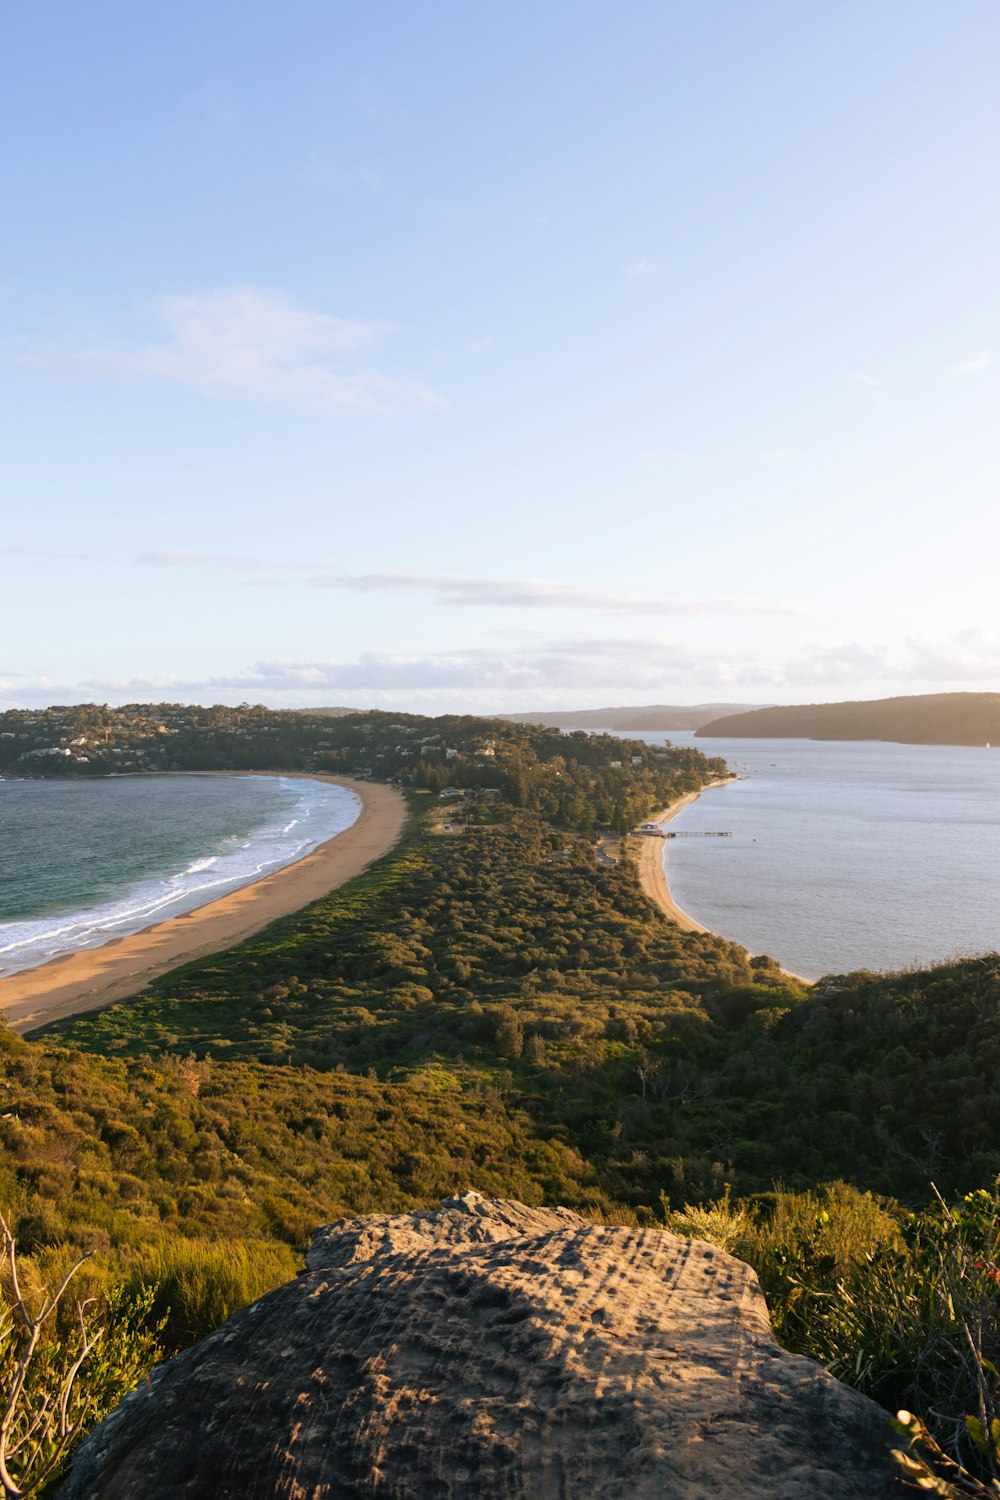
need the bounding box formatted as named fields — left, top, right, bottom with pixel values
left=632, top=777, right=733, bottom=933
left=0, top=775, right=408, bottom=1035
left=633, top=775, right=810, bottom=984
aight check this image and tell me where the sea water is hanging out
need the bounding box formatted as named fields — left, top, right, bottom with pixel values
left=629, top=732, right=1000, bottom=981
left=0, top=774, right=359, bottom=978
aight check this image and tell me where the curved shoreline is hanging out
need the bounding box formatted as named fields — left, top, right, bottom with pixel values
left=631, top=777, right=810, bottom=984
left=0, top=775, right=408, bottom=1035
left=631, top=778, right=733, bottom=934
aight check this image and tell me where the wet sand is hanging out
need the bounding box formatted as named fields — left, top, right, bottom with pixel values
left=0, top=775, right=408, bottom=1035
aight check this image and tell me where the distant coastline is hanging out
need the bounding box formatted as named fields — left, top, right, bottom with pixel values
left=504, top=702, right=768, bottom=732
left=0, top=775, right=408, bottom=1035
left=696, top=691, right=1000, bottom=747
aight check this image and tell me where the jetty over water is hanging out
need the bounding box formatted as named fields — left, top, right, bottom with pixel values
left=633, top=823, right=732, bottom=838
left=665, top=830, right=732, bottom=838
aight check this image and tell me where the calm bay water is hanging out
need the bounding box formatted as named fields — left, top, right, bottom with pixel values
left=634, top=732, right=1000, bottom=981
left=0, top=774, right=359, bottom=977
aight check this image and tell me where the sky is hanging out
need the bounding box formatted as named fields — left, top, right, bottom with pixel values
left=3, top=1, right=999, bottom=714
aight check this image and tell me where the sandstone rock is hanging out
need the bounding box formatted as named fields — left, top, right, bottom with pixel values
left=59, top=1192, right=901, bottom=1498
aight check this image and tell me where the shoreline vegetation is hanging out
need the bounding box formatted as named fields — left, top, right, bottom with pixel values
left=0, top=775, right=408, bottom=1034
left=4, top=703, right=1000, bottom=1484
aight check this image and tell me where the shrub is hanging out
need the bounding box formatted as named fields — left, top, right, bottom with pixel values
left=0, top=1211, right=162, bottom=1498
left=792, top=1186, right=1000, bottom=1478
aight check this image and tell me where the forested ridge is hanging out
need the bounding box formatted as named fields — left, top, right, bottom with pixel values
left=3, top=707, right=1000, bottom=1490
left=697, top=690, right=1000, bottom=745
left=0, top=703, right=721, bottom=833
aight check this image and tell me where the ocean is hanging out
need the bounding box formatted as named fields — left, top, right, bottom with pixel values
left=0, top=774, right=359, bottom=978
left=634, top=732, right=1000, bottom=980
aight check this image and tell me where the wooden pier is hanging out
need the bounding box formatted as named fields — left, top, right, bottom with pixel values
left=633, top=826, right=733, bottom=839
left=664, top=830, right=732, bottom=838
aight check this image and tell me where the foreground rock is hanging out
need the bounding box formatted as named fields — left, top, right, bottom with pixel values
left=60, top=1193, right=900, bottom=1498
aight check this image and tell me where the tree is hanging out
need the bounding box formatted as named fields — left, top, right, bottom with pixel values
left=493, top=1005, right=524, bottom=1059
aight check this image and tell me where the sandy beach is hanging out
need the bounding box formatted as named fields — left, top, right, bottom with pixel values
left=631, top=778, right=733, bottom=933
left=632, top=778, right=809, bottom=983
left=0, top=775, right=408, bottom=1035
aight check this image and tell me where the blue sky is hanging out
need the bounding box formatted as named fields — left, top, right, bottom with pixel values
left=3, top=2, right=999, bottom=711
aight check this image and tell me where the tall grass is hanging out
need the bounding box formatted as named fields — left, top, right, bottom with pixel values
left=117, top=1238, right=300, bottom=1353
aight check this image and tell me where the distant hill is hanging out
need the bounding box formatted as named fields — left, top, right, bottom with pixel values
left=295, top=707, right=359, bottom=717
left=504, top=703, right=768, bottom=732
left=696, top=692, right=1000, bottom=746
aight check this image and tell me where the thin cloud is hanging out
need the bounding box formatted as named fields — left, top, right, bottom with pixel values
left=781, top=642, right=894, bottom=688
left=81, top=633, right=956, bottom=696
left=135, top=548, right=309, bottom=573
left=134, top=551, right=803, bottom=617
left=136, top=549, right=204, bottom=568
left=311, top=571, right=801, bottom=617
left=55, top=638, right=877, bottom=697
left=780, top=632, right=1000, bottom=689
left=48, top=286, right=446, bottom=415
left=951, top=350, right=993, bottom=374
left=4, top=546, right=95, bottom=562
left=627, top=259, right=656, bottom=276
left=164, top=641, right=745, bottom=695
left=1, top=640, right=760, bottom=701
left=853, top=372, right=882, bottom=389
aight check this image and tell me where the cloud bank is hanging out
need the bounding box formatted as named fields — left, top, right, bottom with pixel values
left=4, top=630, right=998, bottom=710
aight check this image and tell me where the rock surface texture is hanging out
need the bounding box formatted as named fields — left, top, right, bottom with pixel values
left=59, top=1193, right=901, bottom=1498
